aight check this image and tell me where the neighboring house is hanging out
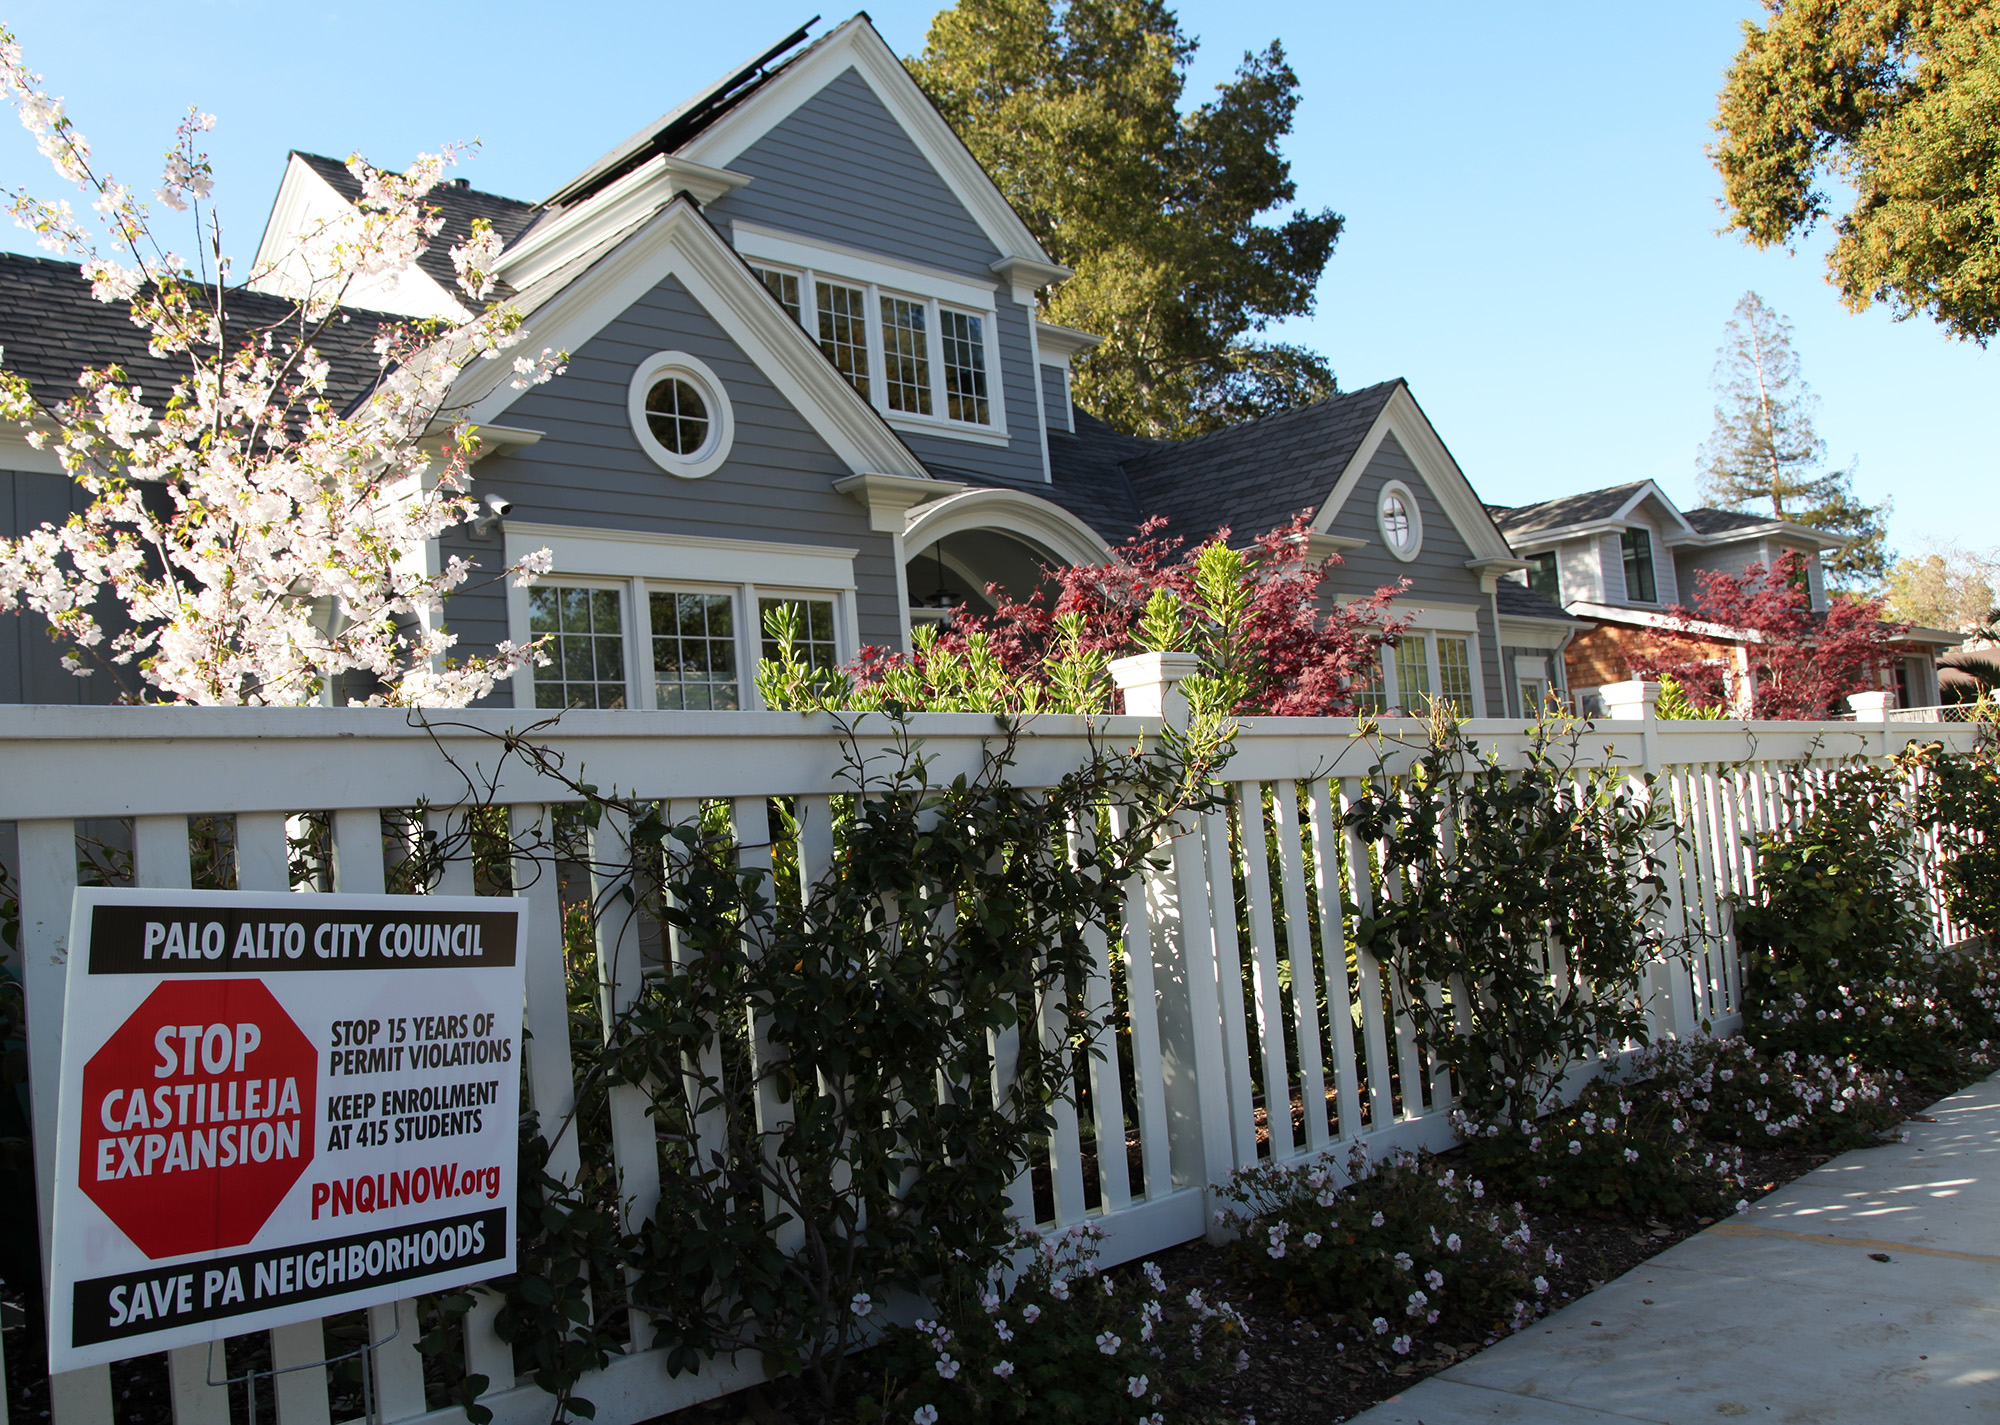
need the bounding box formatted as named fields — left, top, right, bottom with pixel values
left=1492, top=480, right=1960, bottom=713
left=0, top=14, right=1576, bottom=719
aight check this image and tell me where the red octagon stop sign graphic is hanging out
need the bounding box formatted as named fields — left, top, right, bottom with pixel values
left=80, top=979, right=318, bottom=1259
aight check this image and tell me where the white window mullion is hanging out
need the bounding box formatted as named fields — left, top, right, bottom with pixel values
left=864, top=282, right=886, bottom=417
left=627, top=577, right=655, bottom=711
left=738, top=581, right=761, bottom=710
left=926, top=298, right=947, bottom=417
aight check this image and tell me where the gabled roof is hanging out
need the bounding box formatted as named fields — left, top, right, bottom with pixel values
left=1492, top=480, right=1677, bottom=540
left=1112, top=381, right=1404, bottom=542
left=291, top=153, right=537, bottom=300
left=1683, top=507, right=1769, bottom=535
left=0, top=251, right=387, bottom=412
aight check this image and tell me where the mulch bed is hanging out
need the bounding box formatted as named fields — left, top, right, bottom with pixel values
left=0, top=1080, right=1956, bottom=1425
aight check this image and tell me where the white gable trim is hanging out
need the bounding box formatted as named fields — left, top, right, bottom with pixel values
left=1311, top=385, right=1516, bottom=562
left=456, top=198, right=929, bottom=480
left=677, top=17, right=1052, bottom=266
left=247, top=154, right=468, bottom=321
left=1611, top=481, right=1699, bottom=539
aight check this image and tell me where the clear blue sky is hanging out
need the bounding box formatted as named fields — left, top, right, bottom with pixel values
left=5, top=1, right=1992, bottom=560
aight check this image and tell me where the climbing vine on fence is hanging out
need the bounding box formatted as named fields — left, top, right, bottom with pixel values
left=1345, top=715, right=1684, bottom=1131
left=410, top=711, right=1228, bottom=1419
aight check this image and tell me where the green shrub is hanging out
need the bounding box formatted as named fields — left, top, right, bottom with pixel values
left=1634, top=1036, right=1899, bottom=1151
left=1733, top=756, right=1968, bottom=1080
left=1215, top=1144, right=1553, bottom=1341
left=1461, top=1079, right=1748, bottom=1220
left=1347, top=717, right=1682, bottom=1130
left=876, top=1225, right=1246, bottom=1425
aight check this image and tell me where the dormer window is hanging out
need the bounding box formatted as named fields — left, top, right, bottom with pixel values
left=1621, top=528, right=1657, bottom=603
left=1527, top=551, right=1560, bottom=603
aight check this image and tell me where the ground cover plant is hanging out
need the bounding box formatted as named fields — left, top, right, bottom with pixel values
left=874, top=1225, right=1247, bottom=1425
left=1634, top=1036, right=1900, bottom=1153
left=1215, top=1143, right=1556, bottom=1344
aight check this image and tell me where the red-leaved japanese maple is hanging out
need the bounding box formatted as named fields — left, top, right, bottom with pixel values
left=1638, top=552, right=1909, bottom=719
left=854, top=513, right=1412, bottom=716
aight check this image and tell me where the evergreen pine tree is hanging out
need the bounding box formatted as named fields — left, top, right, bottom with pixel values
left=1698, top=292, right=1892, bottom=589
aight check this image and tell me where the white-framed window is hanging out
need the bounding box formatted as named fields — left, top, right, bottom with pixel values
left=814, top=279, right=871, bottom=400
left=1350, top=616, right=1485, bottom=716
left=505, top=524, right=861, bottom=712
left=1518, top=678, right=1548, bottom=716
left=1377, top=479, right=1424, bottom=562
left=738, top=230, right=1008, bottom=443
left=528, top=583, right=630, bottom=710
left=627, top=351, right=734, bottom=479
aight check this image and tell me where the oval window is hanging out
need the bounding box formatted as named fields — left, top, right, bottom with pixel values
left=646, top=377, right=710, bottom=456
left=1382, top=493, right=1412, bottom=551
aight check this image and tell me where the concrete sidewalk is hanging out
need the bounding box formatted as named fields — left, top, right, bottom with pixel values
left=1347, top=1071, right=2000, bottom=1424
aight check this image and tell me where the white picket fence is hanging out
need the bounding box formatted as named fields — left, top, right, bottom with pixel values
left=0, top=674, right=1981, bottom=1425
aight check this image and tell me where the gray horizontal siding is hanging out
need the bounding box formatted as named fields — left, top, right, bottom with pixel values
left=0, top=467, right=124, bottom=705
left=1600, top=533, right=1627, bottom=604
left=451, top=272, right=905, bottom=703
left=706, top=65, right=1001, bottom=280
left=1323, top=434, right=1504, bottom=716
left=1041, top=365, right=1069, bottom=432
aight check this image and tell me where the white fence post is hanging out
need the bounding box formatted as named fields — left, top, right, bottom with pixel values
left=1110, top=654, right=1235, bottom=1237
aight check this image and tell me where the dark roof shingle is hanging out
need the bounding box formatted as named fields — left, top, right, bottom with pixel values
left=1493, top=480, right=1650, bottom=538
left=1494, top=579, right=1582, bottom=623
left=0, top=252, right=389, bottom=413
left=292, top=153, right=538, bottom=303
left=1683, top=506, right=1774, bottom=535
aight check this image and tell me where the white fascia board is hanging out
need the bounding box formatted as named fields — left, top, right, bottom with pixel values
left=0, top=430, right=64, bottom=475
left=730, top=221, right=998, bottom=310
left=677, top=16, right=1053, bottom=266
left=1374, top=599, right=1482, bottom=633
left=458, top=198, right=928, bottom=480
left=497, top=156, right=691, bottom=290
left=1499, top=624, right=1572, bottom=651
left=1312, top=384, right=1516, bottom=562
left=1034, top=321, right=1102, bottom=367
left=246, top=154, right=468, bottom=320
left=505, top=520, right=858, bottom=589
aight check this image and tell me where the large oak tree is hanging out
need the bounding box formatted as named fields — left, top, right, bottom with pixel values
left=1712, top=1, right=2000, bottom=341
left=909, top=0, right=1343, bottom=438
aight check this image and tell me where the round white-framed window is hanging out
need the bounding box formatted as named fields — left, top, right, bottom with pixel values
left=628, top=351, right=733, bottom=479
left=1377, top=479, right=1423, bottom=562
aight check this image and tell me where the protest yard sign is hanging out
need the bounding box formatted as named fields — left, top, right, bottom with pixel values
left=47, top=888, right=527, bottom=1372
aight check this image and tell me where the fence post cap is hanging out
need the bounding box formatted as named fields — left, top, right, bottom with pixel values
left=1601, top=679, right=1661, bottom=719
left=1108, top=651, right=1201, bottom=723
left=1846, top=690, right=1895, bottom=716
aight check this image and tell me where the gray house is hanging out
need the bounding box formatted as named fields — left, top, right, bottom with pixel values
left=0, top=14, right=1576, bottom=719
left=1493, top=479, right=1959, bottom=711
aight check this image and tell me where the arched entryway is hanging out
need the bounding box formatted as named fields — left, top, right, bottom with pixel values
left=903, top=488, right=1110, bottom=624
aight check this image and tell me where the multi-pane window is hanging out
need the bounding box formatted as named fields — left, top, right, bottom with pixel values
left=939, top=309, right=989, bottom=424
left=1621, top=528, right=1657, bottom=603
left=650, top=591, right=740, bottom=710
left=1436, top=636, right=1475, bottom=715
left=1394, top=635, right=1432, bottom=713
left=1527, top=551, right=1560, bottom=603
left=643, top=377, right=709, bottom=456
left=879, top=297, right=932, bottom=415
left=759, top=597, right=839, bottom=671
left=1350, top=654, right=1388, bottom=715
left=755, top=267, right=802, bottom=325
left=815, top=281, right=870, bottom=399
left=529, top=587, right=627, bottom=710
left=750, top=259, right=998, bottom=429
left=1519, top=679, right=1548, bottom=716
